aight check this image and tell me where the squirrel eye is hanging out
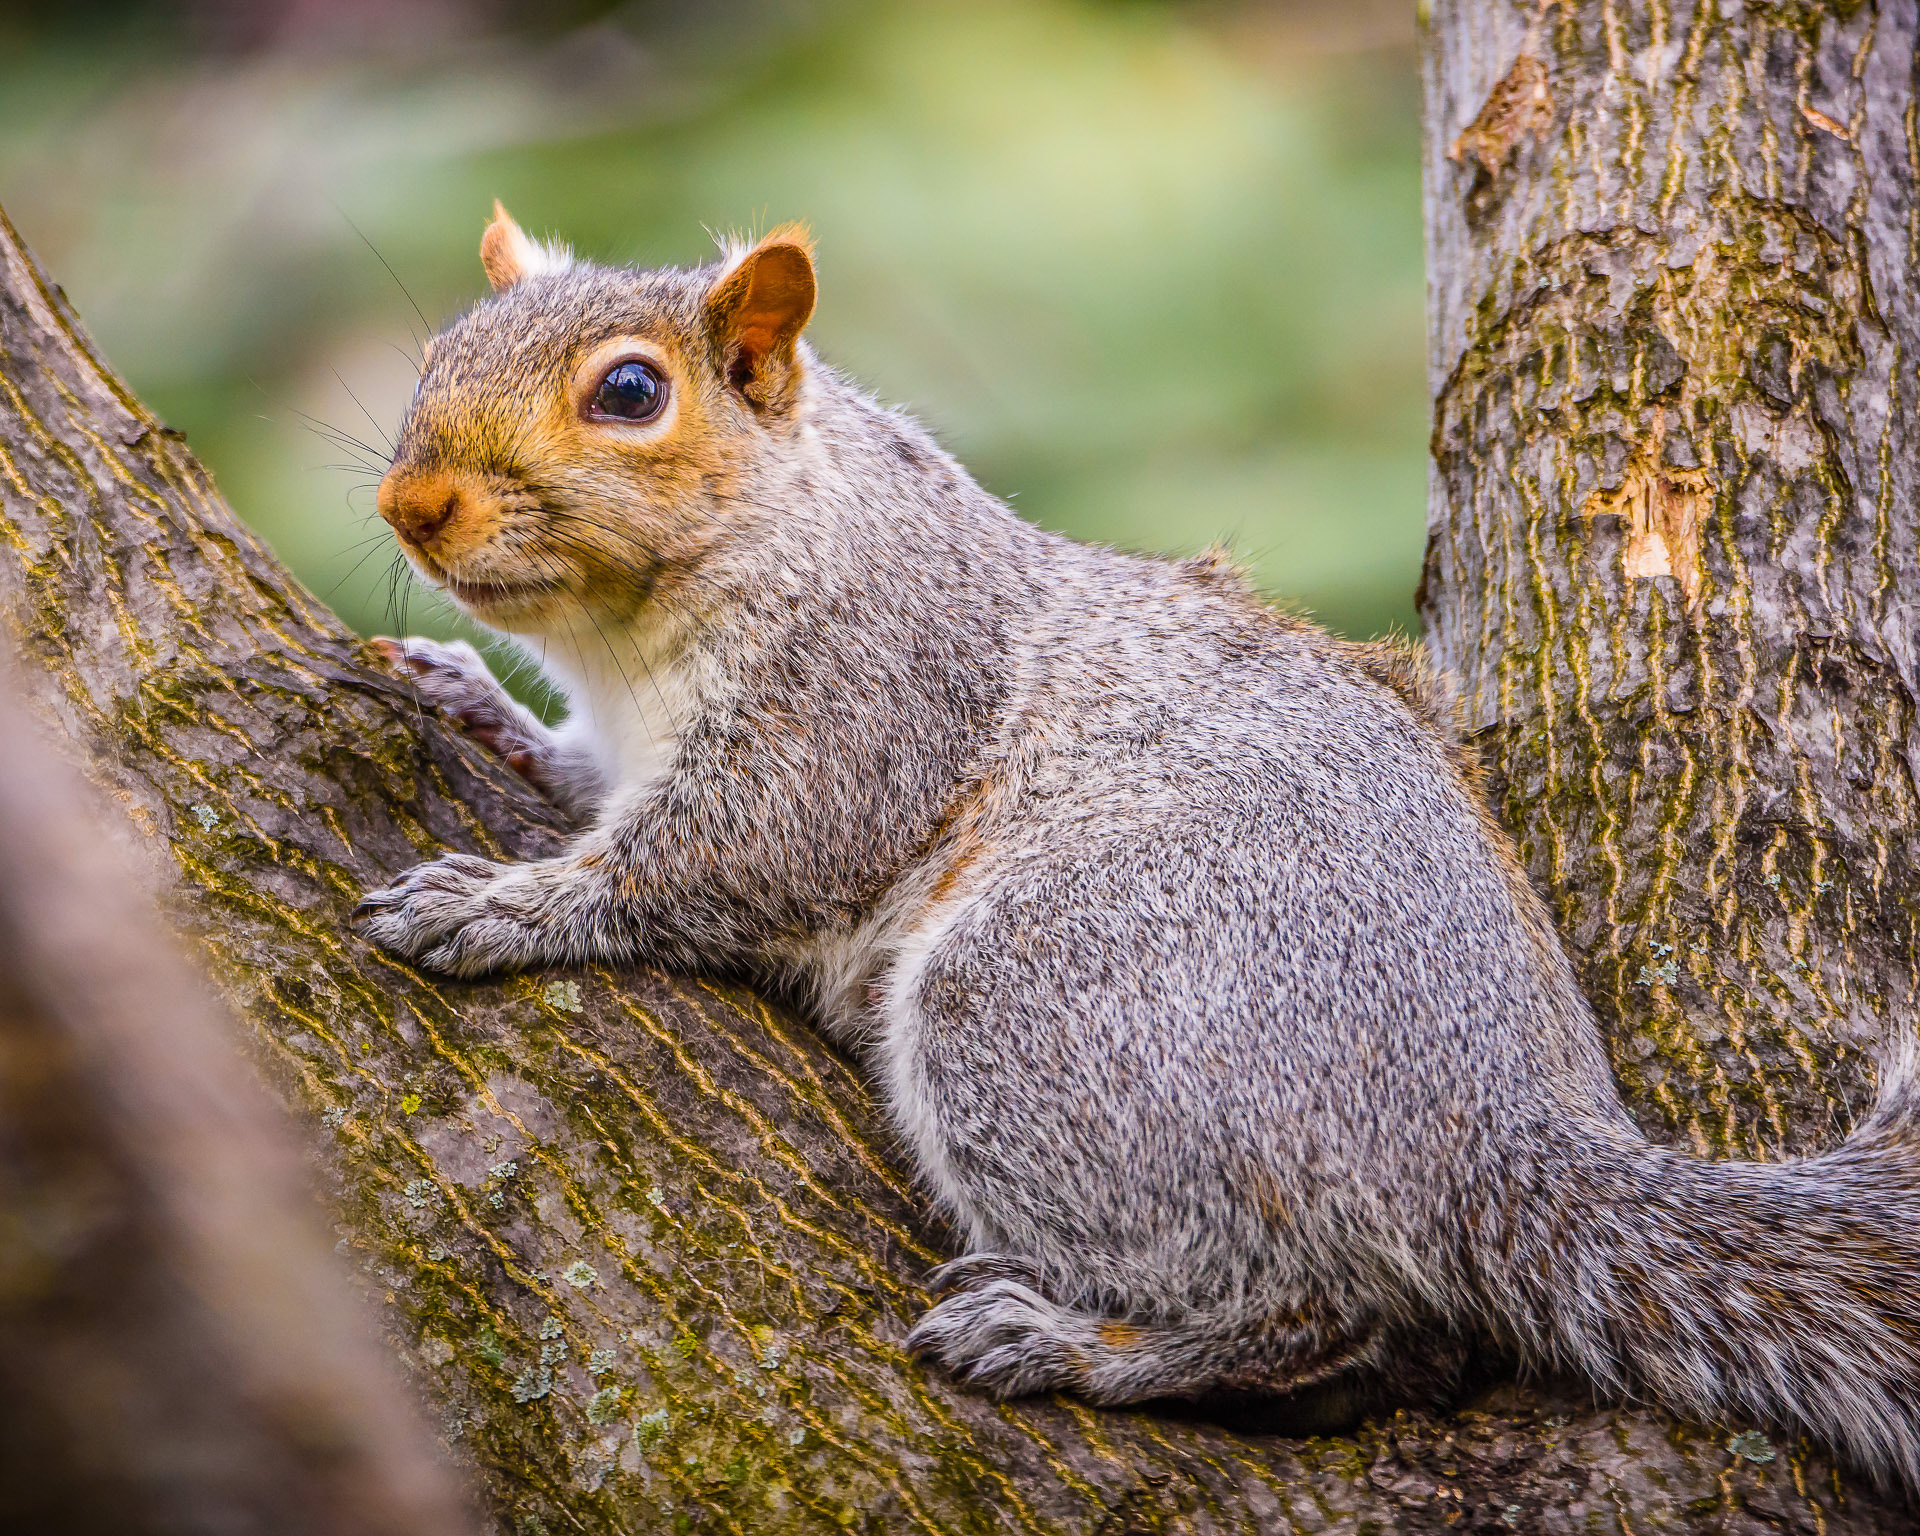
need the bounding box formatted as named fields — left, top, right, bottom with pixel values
left=590, top=359, right=668, bottom=423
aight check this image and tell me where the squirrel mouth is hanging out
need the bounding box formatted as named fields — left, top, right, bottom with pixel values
left=443, top=573, right=566, bottom=609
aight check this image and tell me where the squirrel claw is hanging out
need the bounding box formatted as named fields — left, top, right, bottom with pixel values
left=926, top=1253, right=1046, bottom=1296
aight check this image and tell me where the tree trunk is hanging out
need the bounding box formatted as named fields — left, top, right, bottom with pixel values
left=1422, top=0, right=1920, bottom=1168
left=3, top=0, right=1918, bottom=1517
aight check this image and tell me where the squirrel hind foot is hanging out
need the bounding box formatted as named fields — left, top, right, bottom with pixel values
left=924, top=1251, right=1045, bottom=1295
left=907, top=1256, right=1439, bottom=1413
left=907, top=1277, right=1096, bottom=1400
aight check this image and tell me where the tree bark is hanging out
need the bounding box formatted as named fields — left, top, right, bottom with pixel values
left=3, top=0, right=1918, bottom=1517
left=1422, top=0, right=1920, bottom=1169
left=1417, top=0, right=1919, bottom=1520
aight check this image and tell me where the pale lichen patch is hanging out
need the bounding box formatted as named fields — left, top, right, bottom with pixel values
left=1731, top=401, right=1825, bottom=474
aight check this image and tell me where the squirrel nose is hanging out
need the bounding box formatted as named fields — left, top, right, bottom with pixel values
left=377, top=470, right=463, bottom=548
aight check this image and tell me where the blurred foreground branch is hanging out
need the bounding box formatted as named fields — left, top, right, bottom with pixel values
left=0, top=653, right=474, bottom=1535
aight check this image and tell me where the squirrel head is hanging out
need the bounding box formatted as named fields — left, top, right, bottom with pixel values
left=375, top=202, right=817, bottom=633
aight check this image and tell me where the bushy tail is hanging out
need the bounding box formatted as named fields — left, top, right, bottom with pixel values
left=1494, top=1044, right=1920, bottom=1489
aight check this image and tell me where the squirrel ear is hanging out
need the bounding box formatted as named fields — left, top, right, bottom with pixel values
left=704, top=225, right=816, bottom=410
left=480, top=200, right=573, bottom=293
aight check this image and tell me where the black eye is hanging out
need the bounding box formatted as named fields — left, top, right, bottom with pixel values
left=590, top=359, right=668, bottom=423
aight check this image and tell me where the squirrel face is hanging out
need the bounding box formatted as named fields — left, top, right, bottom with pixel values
left=376, top=204, right=816, bottom=634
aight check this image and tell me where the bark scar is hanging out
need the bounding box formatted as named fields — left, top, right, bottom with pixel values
left=1580, top=430, right=1713, bottom=607
left=1449, top=53, right=1553, bottom=177
left=1800, top=104, right=1850, bottom=142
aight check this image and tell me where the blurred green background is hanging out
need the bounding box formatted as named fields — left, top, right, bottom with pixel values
left=0, top=0, right=1426, bottom=649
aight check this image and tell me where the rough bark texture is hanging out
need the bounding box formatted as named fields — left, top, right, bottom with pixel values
left=3, top=4, right=1918, bottom=1517
left=1415, top=0, right=1920, bottom=1525
left=1422, top=0, right=1920, bottom=1164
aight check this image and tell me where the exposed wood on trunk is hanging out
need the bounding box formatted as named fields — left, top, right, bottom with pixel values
left=2, top=0, right=1918, bottom=1520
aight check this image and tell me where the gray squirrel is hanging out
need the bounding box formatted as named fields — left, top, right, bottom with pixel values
left=357, top=205, right=1920, bottom=1487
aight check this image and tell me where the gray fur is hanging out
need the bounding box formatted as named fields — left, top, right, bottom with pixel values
left=357, top=240, right=1920, bottom=1490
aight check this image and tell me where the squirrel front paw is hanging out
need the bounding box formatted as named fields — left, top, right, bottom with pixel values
left=372, top=636, right=550, bottom=783
left=354, top=853, right=544, bottom=978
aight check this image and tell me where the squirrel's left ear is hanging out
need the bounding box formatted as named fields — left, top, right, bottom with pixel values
left=704, top=225, right=816, bottom=411
left=480, top=200, right=574, bottom=293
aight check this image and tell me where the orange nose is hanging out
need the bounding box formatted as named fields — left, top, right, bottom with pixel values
left=377, top=469, right=464, bottom=548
